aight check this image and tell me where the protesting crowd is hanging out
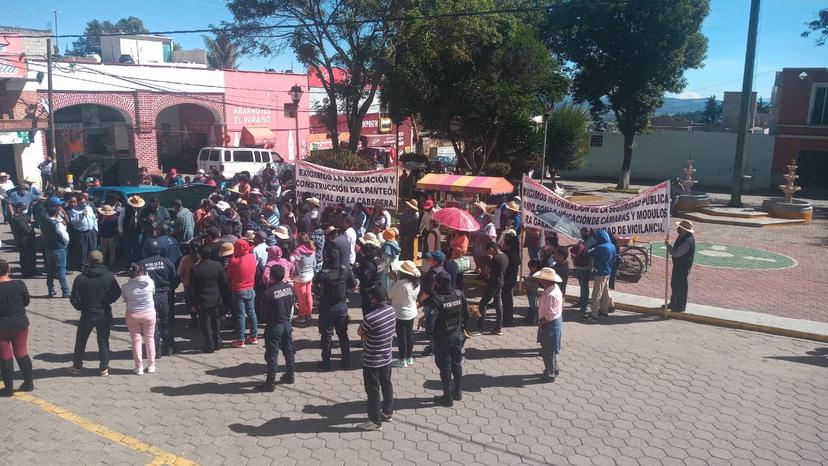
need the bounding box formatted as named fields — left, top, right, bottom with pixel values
left=0, top=163, right=693, bottom=431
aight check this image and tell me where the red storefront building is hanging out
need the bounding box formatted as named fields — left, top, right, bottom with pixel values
left=770, top=67, right=828, bottom=190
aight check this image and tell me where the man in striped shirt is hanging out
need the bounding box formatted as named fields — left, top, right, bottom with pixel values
left=357, top=287, right=396, bottom=431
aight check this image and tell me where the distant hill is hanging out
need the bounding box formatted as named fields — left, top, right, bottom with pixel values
left=656, top=97, right=717, bottom=115
left=562, top=96, right=720, bottom=119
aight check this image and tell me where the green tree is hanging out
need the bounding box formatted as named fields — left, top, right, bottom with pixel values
left=546, top=0, right=709, bottom=189
left=701, top=96, right=722, bottom=124
left=71, top=17, right=149, bottom=56
left=382, top=0, right=567, bottom=174
left=203, top=32, right=240, bottom=69
left=802, top=8, right=828, bottom=46
left=227, top=0, right=405, bottom=152
left=544, top=104, right=590, bottom=184
left=304, top=150, right=371, bottom=171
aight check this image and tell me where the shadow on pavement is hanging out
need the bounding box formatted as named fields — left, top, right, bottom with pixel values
left=464, top=347, right=540, bottom=360
left=766, top=347, right=828, bottom=368
left=422, top=373, right=546, bottom=393
left=151, top=381, right=260, bottom=396
left=35, top=349, right=134, bottom=364
left=301, top=396, right=434, bottom=419
left=229, top=417, right=362, bottom=436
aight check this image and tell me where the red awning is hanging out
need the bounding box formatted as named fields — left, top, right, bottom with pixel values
left=240, top=127, right=276, bottom=147
left=416, top=174, right=514, bottom=195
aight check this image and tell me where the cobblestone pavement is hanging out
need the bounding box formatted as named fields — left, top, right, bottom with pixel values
left=1, top=227, right=827, bottom=465
left=556, top=180, right=828, bottom=323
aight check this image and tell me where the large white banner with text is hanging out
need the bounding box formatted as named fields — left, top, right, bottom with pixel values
left=296, top=161, right=399, bottom=210
left=522, top=176, right=671, bottom=238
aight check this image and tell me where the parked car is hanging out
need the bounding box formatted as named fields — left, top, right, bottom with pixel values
left=87, top=184, right=215, bottom=211
left=196, top=147, right=289, bottom=178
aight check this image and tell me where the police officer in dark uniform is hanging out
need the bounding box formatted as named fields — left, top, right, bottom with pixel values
left=9, top=203, right=38, bottom=277
left=317, top=248, right=357, bottom=370
left=138, top=238, right=179, bottom=356
left=257, top=265, right=296, bottom=392
left=427, top=271, right=470, bottom=407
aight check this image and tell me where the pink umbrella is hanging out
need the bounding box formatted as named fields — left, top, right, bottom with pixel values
left=432, top=207, right=480, bottom=232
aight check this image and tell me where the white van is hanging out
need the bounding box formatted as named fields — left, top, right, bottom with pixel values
left=196, top=147, right=289, bottom=178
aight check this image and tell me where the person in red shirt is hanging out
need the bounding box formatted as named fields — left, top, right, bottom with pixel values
left=226, top=240, right=258, bottom=347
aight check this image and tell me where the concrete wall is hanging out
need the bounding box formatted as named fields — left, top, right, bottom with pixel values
left=562, top=132, right=776, bottom=189
left=26, top=60, right=224, bottom=93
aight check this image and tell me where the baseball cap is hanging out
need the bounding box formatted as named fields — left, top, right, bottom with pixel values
left=425, top=250, right=446, bottom=263
left=47, top=196, right=64, bottom=206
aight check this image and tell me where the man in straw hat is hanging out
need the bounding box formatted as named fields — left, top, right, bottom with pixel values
left=399, top=199, right=420, bottom=261
left=123, top=196, right=146, bottom=263
left=531, top=267, right=564, bottom=382
left=664, top=220, right=696, bottom=313
left=97, top=204, right=120, bottom=267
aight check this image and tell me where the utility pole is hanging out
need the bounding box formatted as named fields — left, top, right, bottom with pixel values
left=47, top=38, right=59, bottom=186
left=52, top=10, right=60, bottom=52
left=729, top=0, right=761, bottom=207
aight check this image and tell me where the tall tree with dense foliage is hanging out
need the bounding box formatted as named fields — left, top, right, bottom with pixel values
left=546, top=0, right=709, bottom=189
left=203, top=32, right=240, bottom=69
left=71, top=17, right=149, bottom=56
left=227, top=0, right=405, bottom=151
left=544, top=104, right=590, bottom=185
left=802, top=8, right=828, bottom=46
left=701, top=96, right=722, bottom=124
left=382, top=0, right=567, bottom=174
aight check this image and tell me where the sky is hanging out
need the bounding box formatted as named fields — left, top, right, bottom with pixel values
left=8, top=0, right=827, bottom=100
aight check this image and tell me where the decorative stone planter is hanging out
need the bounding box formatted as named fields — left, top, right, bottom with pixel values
left=676, top=192, right=711, bottom=212
left=762, top=197, right=813, bottom=223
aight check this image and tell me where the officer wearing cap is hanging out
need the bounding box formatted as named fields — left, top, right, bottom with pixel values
left=426, top=270, right=470, bottom=407
left=138, top=238, right=179, bottom=357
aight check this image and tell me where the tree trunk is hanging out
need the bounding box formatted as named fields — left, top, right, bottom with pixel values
left=617, top=130, right=634, bottom=190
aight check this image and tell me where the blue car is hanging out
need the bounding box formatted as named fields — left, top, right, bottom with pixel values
left=87, top=184, right=214, bottom=210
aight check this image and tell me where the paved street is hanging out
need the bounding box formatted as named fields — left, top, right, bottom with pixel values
left=1, top=226, right=827, bottom=465
left=558, top=180, right=828, bottom=323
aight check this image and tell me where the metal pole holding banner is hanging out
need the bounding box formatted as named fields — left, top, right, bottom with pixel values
left=664, top=233, right=670, bottom=317
left=518, top=176, right=525, bottom=290
left=664, top=179, right=672, bottom=317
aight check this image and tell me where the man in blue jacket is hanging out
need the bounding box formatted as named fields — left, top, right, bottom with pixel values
left=585, top=230, right=617, bottom=320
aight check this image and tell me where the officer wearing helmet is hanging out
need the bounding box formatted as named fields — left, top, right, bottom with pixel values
left=138, top=238, right=179, bottom=356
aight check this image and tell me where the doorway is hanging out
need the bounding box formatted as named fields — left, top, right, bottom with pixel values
left=0, top=145, right=18, bottom=183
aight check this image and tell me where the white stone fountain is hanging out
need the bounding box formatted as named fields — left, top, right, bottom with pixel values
left=762, top=160, right=813, bottom=223
left=676, top=158, right=711, bottom=212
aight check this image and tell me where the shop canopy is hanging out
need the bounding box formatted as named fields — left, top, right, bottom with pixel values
left=416, top=173, right=514, bottom=195
left=240, top=126, right=276, bottom=147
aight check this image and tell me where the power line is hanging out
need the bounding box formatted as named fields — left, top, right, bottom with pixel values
left=6, top=2, right=637, bottom=39
left=11, top=59, right=336, bottom=120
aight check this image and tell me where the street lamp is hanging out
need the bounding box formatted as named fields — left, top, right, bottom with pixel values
left=540, top=109, right=552, bottom=187
left=289, top=84, right=303, bottom=161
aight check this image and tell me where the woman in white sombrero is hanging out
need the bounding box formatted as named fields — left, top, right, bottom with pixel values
left=532, top=267, right=564, bottom=382
left=388, top=260, right=421, bottom=367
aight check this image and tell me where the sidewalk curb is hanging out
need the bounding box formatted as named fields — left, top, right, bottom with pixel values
left=563, top=296, right=828, bottom=343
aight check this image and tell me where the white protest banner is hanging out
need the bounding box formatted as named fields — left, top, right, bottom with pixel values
left=521, top=176, right=670, bottom=238
left=296, top=161, right=399, bottom=210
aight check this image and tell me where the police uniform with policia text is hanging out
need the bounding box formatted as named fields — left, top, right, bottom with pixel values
left=427, top=271, right=470, bottom=407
